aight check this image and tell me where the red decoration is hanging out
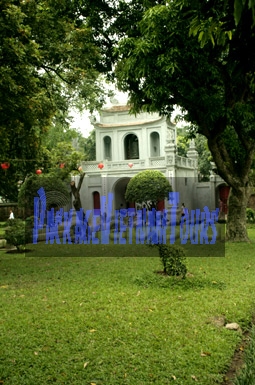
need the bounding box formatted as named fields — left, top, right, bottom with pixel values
left=98, top=163, right=104, bottom=170
left=1, top=162, right=10, bottom=170
left=128, top=162, right=134, bottom=168
left=60, top=163, right=65, bottom=169
left=36, top=169, right=42, bottom=175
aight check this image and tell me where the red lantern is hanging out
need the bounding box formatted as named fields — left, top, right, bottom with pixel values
left=1, top=162, right=10, bottom=170
left=36, top=169, right=42, bottom=175
left=128, top=162, right=134, bottom=168
left=98, top=163, right=104, bottom=170
left=60, top=163, right=65, bottom=169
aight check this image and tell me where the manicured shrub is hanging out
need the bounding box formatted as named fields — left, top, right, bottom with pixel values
left=125, top=169, right=172, bottom=209
left=158, top=244, right=187, bottom=278
left=5, top=219, right=31, bottom=251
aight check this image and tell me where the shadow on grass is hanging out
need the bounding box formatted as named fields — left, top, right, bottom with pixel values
left=134, top=271, right=227, bottom=291
left=23, top=240, right=226, bottom=258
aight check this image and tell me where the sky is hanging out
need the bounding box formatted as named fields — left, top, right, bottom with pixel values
left=70, top=91, right=128, bottom=138
left=70, top=91, right=184, bottom=137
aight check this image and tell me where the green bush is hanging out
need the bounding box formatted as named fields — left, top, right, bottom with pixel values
left=125, top=169, right=172, bottom=209
left=5, top=219, right=31, bottom=251
left=18, top=174, right=70, bottom=212
left=246, top=208, right=255, bottom=223
left=158, top=244, right=187, bottom=278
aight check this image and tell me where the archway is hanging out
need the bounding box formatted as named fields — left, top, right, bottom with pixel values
left=124, top=134, right=139, bottom=159
left=218, top=184, right=230, bottom=214
left=113, top=177, right=134, bottom=210
left=93, top=191, right=100, bottom=215
left=103, top=136, right=112, bottom=160
left=150, top=132, right=160, bottom=157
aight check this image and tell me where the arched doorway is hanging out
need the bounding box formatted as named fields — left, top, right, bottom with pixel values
left=113, top=177, right=134, bottom=210
left=124, top=134, right=139, bottom=159
left=150, top=132, right=160, bottom=157
left=157, top=200, right=165, bottom=211
left=93, top=191, right=100, bottom=214
left=218, top=185, right=230, bottom=214
left=103, top=136, right=112, bottom=160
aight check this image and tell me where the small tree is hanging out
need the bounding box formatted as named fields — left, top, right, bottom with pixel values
left=5, top=219, right=31, bottom=252
left=158, top=245, right=187, bottom=278
left=18, top=174, right=70, bottom=215
left=125, top=170, right=172, bottom=209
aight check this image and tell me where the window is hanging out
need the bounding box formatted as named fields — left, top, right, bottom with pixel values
left=103, top=136, right=112, bottom=160
left=124, top=134, right=139, bottom=159
left=150, top=132, right=160, bottom=157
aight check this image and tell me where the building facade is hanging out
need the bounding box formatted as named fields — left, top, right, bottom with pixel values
left=74, top=104, right=227, bottom=217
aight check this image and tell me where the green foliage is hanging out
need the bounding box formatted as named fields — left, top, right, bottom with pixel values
left=125, top=170, right=172, bottom=209
left=114, top=1, right=255, bottom=180
left=82, top=129, right=96, bottom=161
left=0, top=0, right=106, bottom=201
left=195, top=135, right=212, bottom=181
left=109, top=0, right=255, bottom=240
left=246, top=208, right=255, bottom=223
left=158, top=244, right=187, bottom=278
left=4, top=219, right=31, bottom=251
left=45, top=142, right=85, bottom=179
left=177, top=132, right=212, bottom=181
left=177, top=134, right=189, bottom=157
left=18, top=174, right=70, bottom=212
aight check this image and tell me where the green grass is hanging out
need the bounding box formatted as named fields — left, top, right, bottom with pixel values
left=0, top=228, right=255, bottom=384
left=234, top=325, right=255, bottom=385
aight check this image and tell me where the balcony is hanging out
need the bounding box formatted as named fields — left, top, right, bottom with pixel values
left=81, top=157, right=167, bottom=173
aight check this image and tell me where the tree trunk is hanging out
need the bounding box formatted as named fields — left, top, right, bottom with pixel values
left=70, top=172, right=85, bottom=211
left=207, top=132, right=255, bottom=243
left=226, top=186, right=251, bottom=242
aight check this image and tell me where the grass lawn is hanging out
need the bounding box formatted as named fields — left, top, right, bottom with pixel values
left=0, top=227, right=255, bottom=384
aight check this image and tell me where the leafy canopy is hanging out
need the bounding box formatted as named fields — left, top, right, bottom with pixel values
left=18, top=174, right=70, bottom=212
left=0, top=0, right=106, bottom=200
left=115, top=1, right=255, bottom=186
left=125, top=170, right=172, bottom=209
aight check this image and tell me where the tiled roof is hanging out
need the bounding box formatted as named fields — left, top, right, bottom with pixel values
left=96, top=117, right=163, bottom=128
left=102, top=105, right=131, bottom=112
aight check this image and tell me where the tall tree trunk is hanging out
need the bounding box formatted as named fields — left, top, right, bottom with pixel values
left=70, top=172, right=85, bottom=211
left=226, top=186, right=251, bottom=242
left=208, top=132, right=255, bottom=243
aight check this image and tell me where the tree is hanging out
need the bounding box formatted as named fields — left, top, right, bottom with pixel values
left=5, top=219, right=31, bottom=252
left=82, top=129, right=96, bottom=161
left=18, top=174, right=70, bottom=216
left=125, top=170, right=172, bottom=210
left=113, top=1, right=255, bottom=241
left=177, top=132, right=212, bottom=181
left=70, top=173, right=86, bottom=211
left=0, top=0, right=106, bottom=201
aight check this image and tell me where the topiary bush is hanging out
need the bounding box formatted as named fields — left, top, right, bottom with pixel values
left=158, top=244, right=187, bottom=278
left=5, top=219, right=32, bottom=252
left=125, top=169, right=172, bottom=209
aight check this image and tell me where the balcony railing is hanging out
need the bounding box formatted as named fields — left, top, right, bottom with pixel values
left=81, top=155, right=195, bottom=172
left=81, top=157, right=166, bottom=172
